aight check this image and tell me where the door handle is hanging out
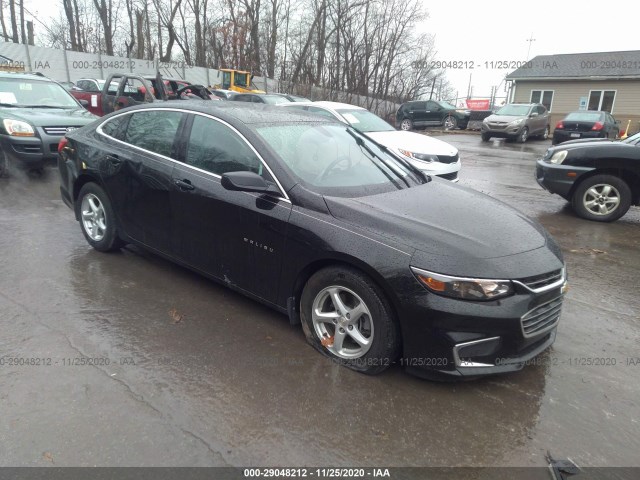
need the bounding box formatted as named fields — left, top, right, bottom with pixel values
left=106, top=154, right=121, bottom=165
left=174, top=179, right=195, bottom=191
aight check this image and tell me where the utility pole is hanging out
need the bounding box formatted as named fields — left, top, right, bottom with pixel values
left=526, top=33, right=536, bottom=60
left=466, top=73, right=472, bottom=99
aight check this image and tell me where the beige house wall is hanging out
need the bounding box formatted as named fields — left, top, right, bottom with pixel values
left=511, top=79, right=640, bottom=134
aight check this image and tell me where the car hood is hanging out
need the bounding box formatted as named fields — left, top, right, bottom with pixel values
left=365, top=130, right=458, bottom=157
left=324, top=179, right=550, bottom=261
left=2, top=107, right=97, bottom=127
left=485, top=114, right=526, bottom=123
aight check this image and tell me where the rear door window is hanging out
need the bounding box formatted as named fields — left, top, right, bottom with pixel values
left=124, top=110, right=184, bottom=158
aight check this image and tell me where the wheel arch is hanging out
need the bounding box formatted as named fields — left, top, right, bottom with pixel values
left=288, top=254, right=402, bottom=327
left=568, top=168, right=640, bottom=205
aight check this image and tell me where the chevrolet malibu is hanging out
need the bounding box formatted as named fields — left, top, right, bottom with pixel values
left=58, top=102, right=567, bottom=379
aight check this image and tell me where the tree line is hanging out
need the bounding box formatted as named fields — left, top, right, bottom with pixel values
left=1, top=0, right=455, bottom=103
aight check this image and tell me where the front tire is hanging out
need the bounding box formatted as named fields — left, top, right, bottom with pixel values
left=517, top=127, right=529, bottom=143
left=0, top=150, right=10, bottom=178
left=571, top=174, right=631, bottom=222
left=481, top=132, right=491, bottom=142
left=300, top=266, right=400, bottom=374
left=443, top=115, right=458, bottom=130
left=76, top=183, right=125, bottom=252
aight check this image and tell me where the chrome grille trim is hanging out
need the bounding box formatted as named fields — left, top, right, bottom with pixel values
left=513, top=268, right=566, bottom=293
left=43, top=126, right=81, bottom=135
left=521, top=296, right=563, bottom=338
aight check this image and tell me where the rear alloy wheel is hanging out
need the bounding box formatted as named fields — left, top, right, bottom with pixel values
left=443, top=115, right=458, bottom=130
left=300, top=266, right=400, bottom=374
left=400, top=118, right=413, bottom=131
left=517, top=127, right=529, bottom=143
left=77, top=183, right=125, bottom=252
left=572, top=175, right=631, bottom=222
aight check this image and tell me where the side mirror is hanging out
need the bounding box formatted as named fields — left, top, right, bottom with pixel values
left=530, top=112, right=539, bottom=117
left=79, top=99, right=89, bottom=107
left=221, top=171, right=281, bottom=196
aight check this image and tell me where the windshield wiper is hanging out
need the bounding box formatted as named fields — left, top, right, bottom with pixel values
left=0, top=102, right=19, bottom=107
left=346, top=127, right=409, bottom=188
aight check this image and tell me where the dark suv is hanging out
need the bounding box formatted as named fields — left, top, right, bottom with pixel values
left=396, top=100, right=470, bottom=131
left=0, top=72, right=97, bottom=176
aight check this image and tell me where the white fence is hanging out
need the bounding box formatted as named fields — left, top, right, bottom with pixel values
left=0, top=41, right=399, bottom=118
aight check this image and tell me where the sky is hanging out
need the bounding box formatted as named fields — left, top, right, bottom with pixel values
left=420, top=1, right=640, bottom=103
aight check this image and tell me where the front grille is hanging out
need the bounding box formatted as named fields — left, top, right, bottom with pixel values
left=518, top=269, right=563, bottom=291
left=437, top=172, right=458, bottom=181
left=437, top=153, right=459, bottom=164
left=488, top=123, right=508, bottom=130
left=43, top=126, right=81, bottom=136
left=521, top=296, right=563, bottom=338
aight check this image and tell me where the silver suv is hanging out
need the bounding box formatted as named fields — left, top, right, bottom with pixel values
left=481, top=103, right=550, bottom=143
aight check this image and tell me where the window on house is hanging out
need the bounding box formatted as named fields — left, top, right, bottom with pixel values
left=530, top=90, right=554, bottom=111
left=588, top=90, right=616, bottom=112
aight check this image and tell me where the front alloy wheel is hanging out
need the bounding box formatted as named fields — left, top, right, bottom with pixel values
left=300, top=266, right=400, bottom=374
left=518, top=127, right=529, bottom=143
left=572, top=174, right=631, bottom=222
left=443, top=116, right=458, bottom=130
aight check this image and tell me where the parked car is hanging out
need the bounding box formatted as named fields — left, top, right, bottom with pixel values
left=58, top=81, right=75, bottom=91
left=272, top=93, right=311, bottom=102
left=536, top=132, right=640, bottom=222
left=0, top=71, right=97, bottom=176
left=481, top=103, right=550, bottom=143
left=209, top=89, right=237, bottom=100
left=552, top=111, right=620, bottom=145
left=280, top=101, right=461, bottom=181
left=58, top=101, right=566, bottom=380
left=231, top=93, right=290, bottom=104
left=71, top=73, right=211, bottom=117
left=395, top=100, right=470, bottom=131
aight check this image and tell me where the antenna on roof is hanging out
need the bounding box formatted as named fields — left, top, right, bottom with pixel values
left=526, top=33, right=536, bottom=61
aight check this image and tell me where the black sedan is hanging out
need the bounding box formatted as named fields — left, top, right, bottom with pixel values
left=552, top=110, right=620, bottom=145
left=537, top=132, right=640, bottom=222
left=58, top=102, right=566, bottom=380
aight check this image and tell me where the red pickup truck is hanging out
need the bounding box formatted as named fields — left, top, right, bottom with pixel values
left=71, top=73, right=213, bottom=117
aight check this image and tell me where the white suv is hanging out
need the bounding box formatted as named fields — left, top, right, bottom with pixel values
left=279, top=101, right=461, bottom=181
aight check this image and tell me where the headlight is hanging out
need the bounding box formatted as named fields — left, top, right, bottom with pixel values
left=411, top=267, right=514, bottom=301
left=398, top=149, right=439, bottom=163
left=3, top=119, right=35, bottom=137
left=511, top=118, right=524, bottom=125
left=549, top=150, right=568, bottom=164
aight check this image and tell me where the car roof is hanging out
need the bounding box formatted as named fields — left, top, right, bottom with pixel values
left=0, top=71, right=55, bottom=81
left=111, top=100, right=336, bottom=127
left=281, top=100, right=365, bottom=111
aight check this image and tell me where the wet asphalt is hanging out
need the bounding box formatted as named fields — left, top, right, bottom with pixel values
left=0, top=134, right=638, bottom=468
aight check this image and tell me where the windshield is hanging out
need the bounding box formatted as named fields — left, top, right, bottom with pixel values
left=565, top=112, right=603, bottom=122
left=436, top=101, right=457, bottom=110
left=496, top=104, right=531, bottom=116
left=335, top=109, right=394, bottom=132
left=0, top=77, right=80, bottom=108
left=235, top=73, right=248, bottom=87
left=256, top=123, right=421, bottom=195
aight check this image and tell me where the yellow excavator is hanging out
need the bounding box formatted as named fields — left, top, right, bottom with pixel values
left=218, top=69, right=265, bottom=93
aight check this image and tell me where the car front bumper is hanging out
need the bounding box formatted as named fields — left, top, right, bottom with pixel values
left=535, top=159, right=593, bottom=199
left=481, top=122, right=526, bottom=139
left=398, top=268, right=567, bottom=379
left=413, top=159, right=461, bottom=182
left=0, top=128, right=66, bottom=169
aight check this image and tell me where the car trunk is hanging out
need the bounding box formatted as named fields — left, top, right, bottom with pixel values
left=560, top=121, right=597, bottom=132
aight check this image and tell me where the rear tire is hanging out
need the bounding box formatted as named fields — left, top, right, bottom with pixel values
left=540, top=125, right=550, bottom=140
left=76, top=182, right=125, bottom=252
left=300, top=266, right=400, bottom=374
left=400, top=118, right=413, bottom=131
left=571, top=174, right=631, bottom=222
